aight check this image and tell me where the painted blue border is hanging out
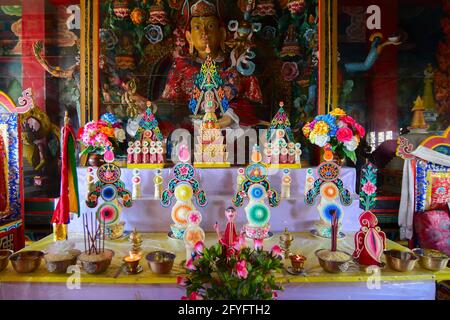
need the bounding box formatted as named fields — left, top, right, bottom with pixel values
left=0, top=113, right=20, bottom=221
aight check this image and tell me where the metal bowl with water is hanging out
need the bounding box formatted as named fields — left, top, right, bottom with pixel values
left=9, top=250, right=44, bottom=273
left=412, top=248, right=449, bottom=271
left=0, top=249, right=13, bottom=272
left=384, top=250, right=418, bottom=272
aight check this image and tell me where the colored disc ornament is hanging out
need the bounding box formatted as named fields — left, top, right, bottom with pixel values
left=248, top=184, right=266, bottom=201
left=97, top=163, right=121, bottom=184
left=132, top=176, right=141, bottom=184
left=101, top=184, right=118, bottom=202
left=97, top=202, right=120, bottom=225
left=174, top=184, right=193, bottom=202
left=317, top=162, right=340, bottom=182
left=320, top=182, right=339, bottom=200
left=245, top=163, right=268, bottom=183
left=173, top=163, right=195, bottom=181
left=246, top=202, right=270, bottom=226
left=318, top=201, right=343, bottom=224
left=171, top=203, right=192, bottom=225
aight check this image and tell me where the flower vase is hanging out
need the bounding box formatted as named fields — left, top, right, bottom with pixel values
left=332, top=151, right=346, bottom=167
left=86, top=153, right=105, bottom=167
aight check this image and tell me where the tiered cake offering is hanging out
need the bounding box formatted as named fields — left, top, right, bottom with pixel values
left=127, top=101, right=165, bottom=168
left=263, top=102, right=301, bottom=168
left=189, top=46, right=230, bottom=168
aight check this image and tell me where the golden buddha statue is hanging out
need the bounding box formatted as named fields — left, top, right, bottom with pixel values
left=157, top=0, right=264, bottom=134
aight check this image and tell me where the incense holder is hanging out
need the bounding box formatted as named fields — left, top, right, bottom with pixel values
left=44, top=249, right=81, bottom=274
left=78, top=249, right=114, bottom=274
left=315, top=249, right=352, bottom=273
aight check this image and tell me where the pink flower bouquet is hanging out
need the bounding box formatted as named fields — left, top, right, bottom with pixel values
left=177, top=241, right=283, bottom=300
left=77, top=113, right=126, bottom=156
left=302, top=108, right=366, bottom=163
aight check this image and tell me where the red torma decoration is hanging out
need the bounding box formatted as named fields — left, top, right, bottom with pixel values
left=353, top=211, right=386, bottom=267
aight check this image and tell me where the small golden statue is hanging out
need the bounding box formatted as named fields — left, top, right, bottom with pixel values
left=129, top=228, right=143, bottom=257
left=279, top=227, right=294, bottom=258
left=408, top=96, right=429, bottom=132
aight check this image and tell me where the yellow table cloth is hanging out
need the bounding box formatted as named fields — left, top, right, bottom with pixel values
left=0, top=232, right=448, bottom=285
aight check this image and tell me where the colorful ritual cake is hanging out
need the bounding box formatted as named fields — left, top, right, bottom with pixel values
left=127, top=101, right=166, bottom=168
left=263, top=102, right=301, bottom=168
left=189, top=47, right=230, bottom=168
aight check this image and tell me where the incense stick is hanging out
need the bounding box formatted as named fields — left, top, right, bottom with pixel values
left=102, top=215, right=105, bottom=253
left=83, top=213, right=87, bottom=254
left=331, top=210, right=338, bottom=252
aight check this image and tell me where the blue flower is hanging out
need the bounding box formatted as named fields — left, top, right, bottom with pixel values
left=189, top=99, right=197, bottom=114
left=101, top=112, right=118, bottom=125
left=221, top=97, right=229, bottom=113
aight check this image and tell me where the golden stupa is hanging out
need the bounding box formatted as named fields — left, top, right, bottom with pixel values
left=409, top=96, right=429, bottom=131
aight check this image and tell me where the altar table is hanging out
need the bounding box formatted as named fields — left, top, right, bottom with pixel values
left=0, top=232, right=448, bottom=300
left=71, top=167, right=362, bottom=234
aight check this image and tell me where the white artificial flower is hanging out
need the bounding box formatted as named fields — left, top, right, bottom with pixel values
left=114, top=128, right=126, bottom=143
left=344, top=136, right=359, bottom=151
left=314, top=134, right=330, bottom=147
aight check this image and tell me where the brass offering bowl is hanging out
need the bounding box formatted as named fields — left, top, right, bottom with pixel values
left=44, top=249, right=81, bottom=274
left=9, top=251, right=44, bottom=273
left=0, top=249, right=13, bottom=272
left=384, top=250, right=417, bottom=272
left=146, top=251, right=176, bottom=274
left=412, top=248, right=449, bottom=272
left=78, top=249, right=115, bottom=274
left=315, top=249, right=353, bottom=273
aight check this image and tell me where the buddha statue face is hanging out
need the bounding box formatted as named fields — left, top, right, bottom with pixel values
left=186, top=15, right=226, bottom=60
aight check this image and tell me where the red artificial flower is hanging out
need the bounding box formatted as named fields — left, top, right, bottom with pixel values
left=336, top=127, right=353, bottom=142
left=180, top=292, right=203, bottom=300
left=176, top=276, right=187, bottom=286
left=226, top=247, right=236, bottom=259
left=254, top=238, right=264, bottom=250
left=77, top=126, right=84, bottom=139
left=189, top=292, right=203, bottom=300
left=235, top=260, right=248, bottom=279
left=354, top=123, right=366, bottom=137
left=271, top=245, right=284, bottom=258
left=340, top=115, right=356, bottom=127
left=186, top=257, right=196, bottom=271
left=194, top=241, right=204, bottom=254
left=272, top=291, right=278, bottom=299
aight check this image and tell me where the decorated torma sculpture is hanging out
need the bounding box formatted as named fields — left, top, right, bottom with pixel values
left=190, top=45, right=229, bottom=167
left=86, top=148, right=133, bottom=240
left=305, top=145, right=352, bottom=238
left=184, top=210, right=205, bottom=263
left=232, top=145, right=280, bottom=248
left=264, top=102, right=302, bottom=168
left=161, top=144, right=207, bottom=240
left=127, top=101, right=165, bottom=168
left=353, top=163, right=386, bottom=267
